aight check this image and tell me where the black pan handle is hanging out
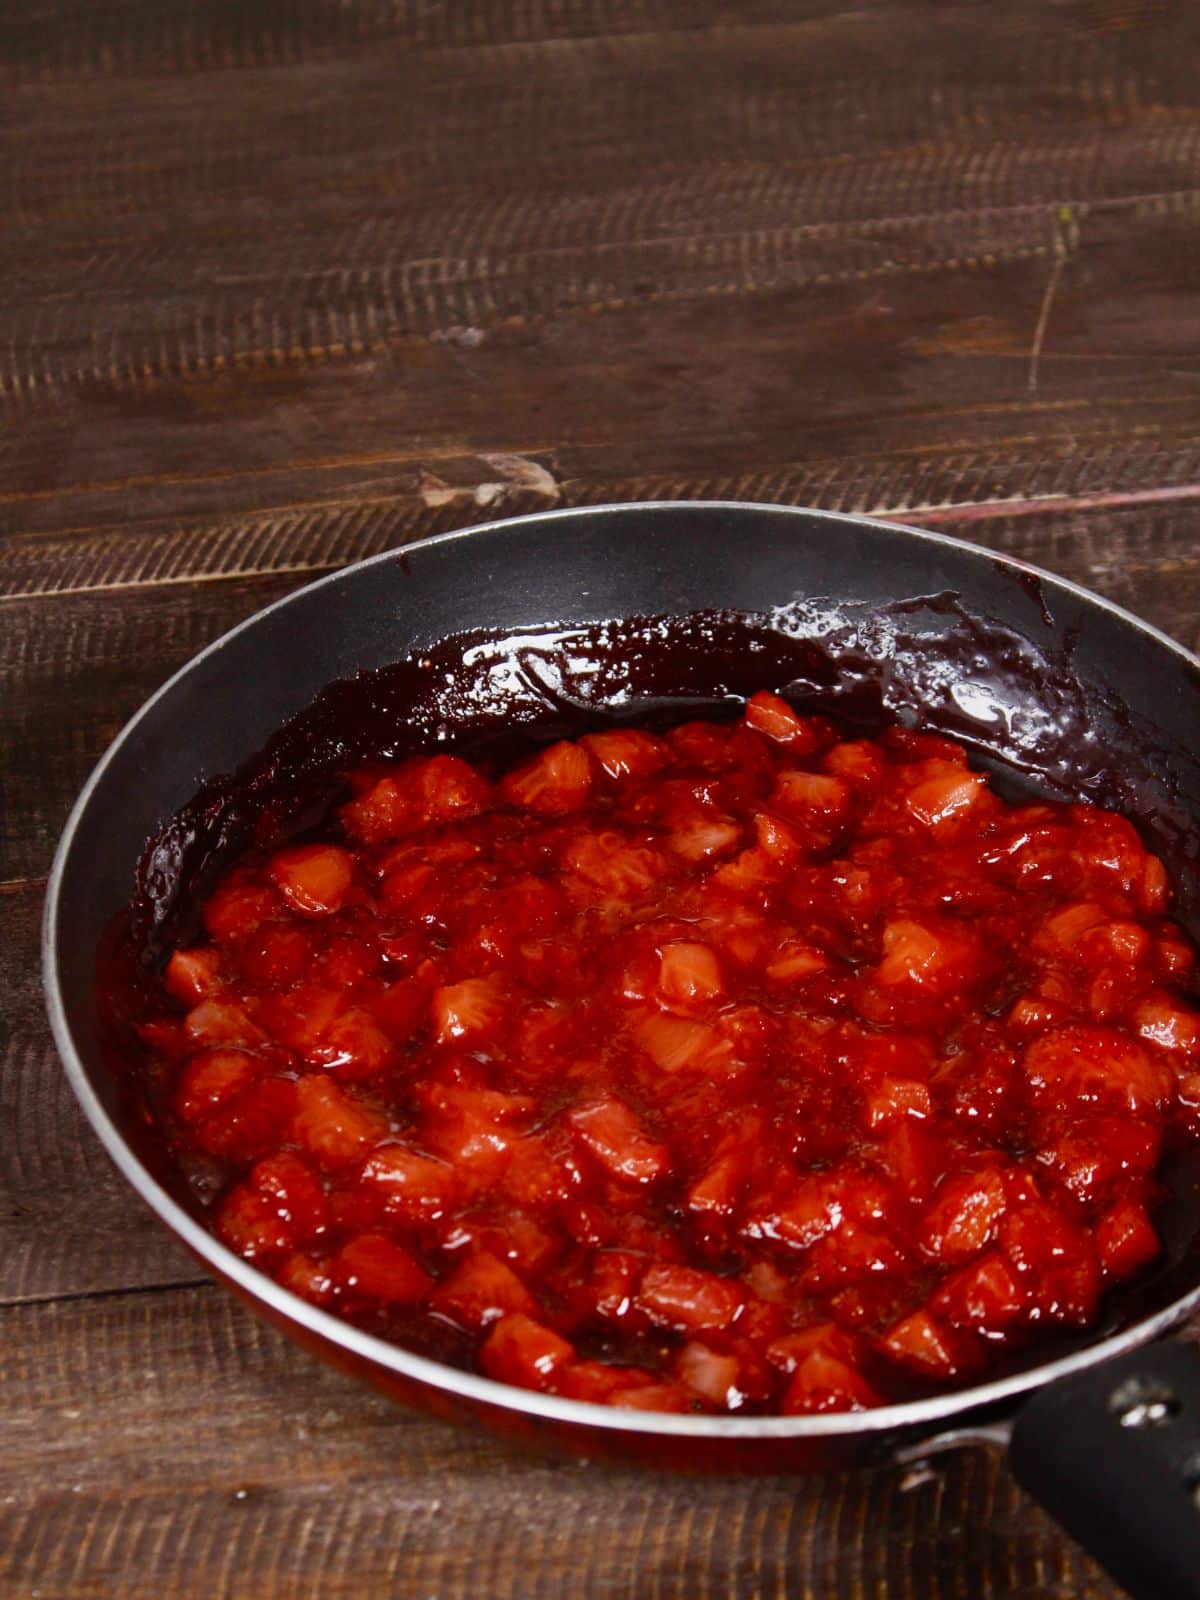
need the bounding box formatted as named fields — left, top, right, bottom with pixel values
left=1009, top=1341, right=1200, bottom=1600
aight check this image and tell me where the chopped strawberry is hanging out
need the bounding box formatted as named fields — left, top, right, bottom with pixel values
left=1094, top=1199, right=1160, bottom=1281
left=770, top=770, right=850, bottom=827
left=921, top=1168, right=1008, bottom=1264
left=607, top=1382, right=694, bottom=1412
left=782, top=1346, right=882, bottom=1414
left=744, top=690, right=821, bottom=751
left=675, top=1341, right=743, bottom=1408
left=667, top=815, right=743, bottom=861
left=880, top=1309, right=981, bottom=1380
left=334, top=1232, right=431, bottom=1304
left=432, top=976, right=507, bottom=1046
left=1023, top=1025, right=1172, bottom=1118
left=217, top=1183, right=294, bottom=1263
left=164, top=947, right=223, bottom=1007
left=905, top=770, right=986, bottom=832
left=430, top=1249, right=538, bottom=1329
left=632, top=1012, right=731, bottom=1073
left=201, top=879, right=279, bottom=944
left=934, top=1250, right=1028, bottom=1331
left=360, top=1144, right=461, bottom=1225
left=291, top=1075, right=386, bottom=1170
left=501, top=741, right=593, bottom=816
left=1133, top=991, right=1200, bottom=1056
left=765, top=942, right=830, bottom=983
left=312, top=1008, right=395, bottom=1081
left=562, top=831, right=662, bottom=900
left=249, top=1152, right=329, bottom=1245
left=581, top=729, right=670, bottom=782
left=269, top=844, right=354, bottom=916
left=276, top=1252, right=334, bottom=1307
left=557, top=1362, right=658, bottom=1404
left=865, top=1076, right=932, bottom=1129
left=480, top=1313, right=575, bottom=1390
left=1000, top=1200, right=1101, bottom=1326
left=567, top=1098, right=669, bottom=1184
left=174, top=1049, right=258, bottom=1124
left=637, top=1263, right=745, bottom=1332
left=656, top=941, right=723, bottom=1009
left=183, top=998, right=263, bottom=1048
left=414, top=755, right=493, bottom=825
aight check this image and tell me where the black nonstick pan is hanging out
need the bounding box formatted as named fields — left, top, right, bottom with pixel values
left=43, top=502, right=1200, bottom=1600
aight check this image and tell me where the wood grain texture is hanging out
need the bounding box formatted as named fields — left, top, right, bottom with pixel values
left=5, top=0, right=1200, bottom=1594
left=0, top=1283, right=1121, bottom=1600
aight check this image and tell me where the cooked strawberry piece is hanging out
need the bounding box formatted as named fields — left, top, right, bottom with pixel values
left=335, top=1233, right=431, bottom=1304
left=341, top=773, right=412, bottom=844
left=904, top=770, right=986, bottom=832
left=770, top=770, right=850, bottom=827
left=921, top=1168, right=1008, bottom=1264
left=419, top=1083, right=533, bottom=1181
left=415, top=755, right=493, bottom=824
left=370, top=977, right=431, bottom=1044
left=270, top=844, right=354, bottom=916
left=431, top=1249, right=538, bottom=1329
left=880, top=1309, right=981, bottom=1380
left=675, top=1341, right=744, bottom=1408
left=480, top=1313, right=575, bottom=1390
left=249, top=1152, right=329, bottom=1245
left=865, top=1076, right=931, bottom=1129
left=566, top=1098, right=669, bottom=1185
left=174, top=1049, right=259, bottom=1124
left=1023, top=1025, right=1172, bottom=1118
left=638, top=1263, right=744, bottom=1332
left=164, top=947, right=223, bottom=1007
left=563, top=831, right=662, bottom=901
left=291, top=1075, right=386, bottom=1170
left=240, top=924, right=314, bottom=988
left=823, top=740, right=886, bottom=787
left=744, top=691, right=822, bottom=752
left=607, top=1382, right=694, bottom=1412
left=500, top=1135, right=580, bottom=1210
left=501, top=741, right=593, bottom=816
left=667, top=815, right=743, bottom=861
left=655, top=940, right=724, bottom=1010
left=1133, top=991, right=1200, bottom=1056
left=276, top=1252, right=334, bottom=1307
left=183, top=998, right=263, bottom=1048
left=312, top=1008, right=395, bottom=1081
left=581, top=729, right=670, bottom=782
left=880, top=1119, right=944, bottom=1202
left=875, top=917, right=981, bottom=995
left=1036, top=1116, right=1161, bottom=1209
left=632, top=1012, right=730, bottom=1074
left=217, top=1183, right=294, bottom=1263
left=782, top=1346, right=882, bottom=1414
left=687, top=1152, right=751, bottom=1218
left=201, top=879, right=279, bottom=944
left=556, top=1362, right=658, bottom=1404
left=575, top=1249, right=646, bottom=1328
left=197, top=1075, right=299, bottom=1163
left=360, top=1144, right=461, bottom=1225
left=934, top=1250, right=1028, bottom=1331
left=1000, top=1200, right=1101, bottom=1326
left=765, top=942, right=830, bottom=983
left=1094, top=1199, right=1160, bottom=1281
left=432, top=976, right=506, bottom=1045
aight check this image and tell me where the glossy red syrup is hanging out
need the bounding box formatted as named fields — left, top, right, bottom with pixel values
left=123, top=695, right=1200, bottom=1414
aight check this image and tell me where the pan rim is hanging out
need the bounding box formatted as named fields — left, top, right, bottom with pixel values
left=42, top=498, right=1200, bottom=1442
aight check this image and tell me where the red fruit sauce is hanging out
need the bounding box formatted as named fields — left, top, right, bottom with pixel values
left=113, top=692, right=1200, bottom=1415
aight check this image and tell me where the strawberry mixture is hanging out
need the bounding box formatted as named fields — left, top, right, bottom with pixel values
left=129, top=693, right=1200, bottom=1415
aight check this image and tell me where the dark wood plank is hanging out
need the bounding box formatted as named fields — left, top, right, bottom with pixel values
left=0, top=881, right=201, bottom=1305
left=3, top=6, right=1200, bottom=403
left=0, top=1281, right=1122, bottom=1599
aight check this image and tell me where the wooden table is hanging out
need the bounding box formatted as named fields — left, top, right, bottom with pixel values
left=5, top=3, right=1200, bottom=1594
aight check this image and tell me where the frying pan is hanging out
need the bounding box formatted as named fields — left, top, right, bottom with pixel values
left=43, top=502, right=1200, bottom=1600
